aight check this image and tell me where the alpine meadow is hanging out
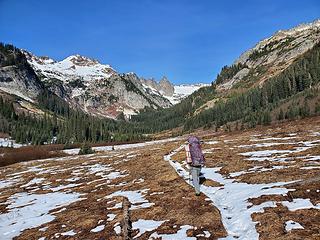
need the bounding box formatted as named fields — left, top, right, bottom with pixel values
left=0, top=1, right=320, bottom=240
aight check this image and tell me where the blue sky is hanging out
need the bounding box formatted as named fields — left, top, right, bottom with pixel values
left=0, top=0, right=319, bottom=84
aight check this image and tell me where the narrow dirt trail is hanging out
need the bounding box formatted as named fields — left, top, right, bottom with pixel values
left=165, top=145, right=297, bottom=239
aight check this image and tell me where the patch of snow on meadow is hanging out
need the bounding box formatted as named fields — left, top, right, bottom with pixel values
left=61, top=230, right=77, bottom=236
left=0, top=137, right=24, bottom=148
left=50, top=183, right=81, bottom=192
left=91, top=224, right=105, bottom=233
left=87, top=163, right=112, bottom=175
left=281, top=198, right=320, bottom=211
left=300, top=166, right=320, bottom=170
left=150, top=191, right=164, bottom=196
left=106, top=189, right=154, bottom=210
left=285, top=220, right=304, bottom=231
left=196, top=230, right=211, bottom=238
left=107, top=213, right=116, bottom=221
left=132, top=219, right=165, bottom=238
left=0, top=191, right=84, bottom=240
left=0, top=179, right=21, bottom=190
left=239, top=140, right=320, bottom=162
left=229, top=165, right=288, bottom=177
left=20, top=178, right=45, bottom=188
left=240, top=149, right=294, bottom=158
left=206, top=141, right=218, bottom=145
left=250, top=136, right=297, bottom=142
left=8, top=166, right=44, bottom=177
left=302, top=155, right=320, bottom=161
left=114, top=222, right=121, bottom=234
left=84, top=163, right=127, bottom=183
left=150, top=225, right=196, bottom=240
left=238, top=142, right=294, bottom=148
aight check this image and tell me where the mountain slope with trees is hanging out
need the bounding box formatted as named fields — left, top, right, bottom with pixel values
left=0, top=44, right=148, bottom=145
left=184, top=42, right=320, bottom=131
left=132, top=20, right=320, bottom=133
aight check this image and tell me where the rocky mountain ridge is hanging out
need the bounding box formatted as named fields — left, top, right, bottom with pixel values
left=21, top=51, right=204, bottom=118
left=22, top=52, right=175, bottom=118
left=140, top=76, right=174, bottom=96
left=217, top=19, right=320, bottom=90
left=140, top=77, right=209, bottom=104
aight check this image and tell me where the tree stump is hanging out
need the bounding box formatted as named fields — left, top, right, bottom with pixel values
left=121, top=197, right=132, bottom=240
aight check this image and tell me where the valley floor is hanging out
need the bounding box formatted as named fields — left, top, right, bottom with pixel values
left=0, top=117, right=320, bottom=239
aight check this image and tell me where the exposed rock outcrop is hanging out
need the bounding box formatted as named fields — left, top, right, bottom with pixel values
left=0, top=47, right=43, bottom=102
left=218, top=19, right=320, bottom=90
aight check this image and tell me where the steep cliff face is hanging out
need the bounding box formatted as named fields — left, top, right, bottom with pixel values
left=159, top=77, right=175, bottom=96
left=217, top=20, right=320, bottom=90
left=140, top=76, right=174, bottom=97
left=140, top=76, right=209, bottom=104
left=0, top=45, right=44, bottom=102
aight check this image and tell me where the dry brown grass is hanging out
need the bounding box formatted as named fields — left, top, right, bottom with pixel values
left=1, top=116, right=320, bottom=239
left=252, top=204, right=320, bottom=240
left=0, top=139, right=148, bottom=167
left=1, top=141, right=227, bottom=240
left=0, top=146, right=67, bottom=167
left=0, top=132, right=9, bottom=138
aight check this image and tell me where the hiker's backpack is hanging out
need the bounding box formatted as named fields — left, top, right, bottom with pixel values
left=186, top=136, right=205, bottom=166
left=185, top=144, right=192, bottom=164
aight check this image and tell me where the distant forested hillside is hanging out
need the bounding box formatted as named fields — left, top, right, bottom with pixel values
left=0, top=44, right=147, bottom=145
left=0, top=91, right=148, bottom=145
left=132, top=42, right=320, bottom=133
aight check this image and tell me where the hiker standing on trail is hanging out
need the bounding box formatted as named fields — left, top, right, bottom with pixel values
left=185, top=136, right=205, bottom=196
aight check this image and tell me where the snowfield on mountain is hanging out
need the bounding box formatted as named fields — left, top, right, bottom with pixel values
left=0, top=117, right=320, bottom=239
left=18, top=51, right=205, bottom=118
left=165, top=84, right=210, bottom=105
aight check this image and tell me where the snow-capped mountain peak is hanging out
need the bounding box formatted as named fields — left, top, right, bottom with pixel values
left=18, top=50, right=208, bottom=119
left=63, top=54, right=101, bottom=67
left=24, top=51, right=116, bottom=83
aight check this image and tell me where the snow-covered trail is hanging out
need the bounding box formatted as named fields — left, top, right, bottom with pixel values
left=164, top=145, right=297, bottom=240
